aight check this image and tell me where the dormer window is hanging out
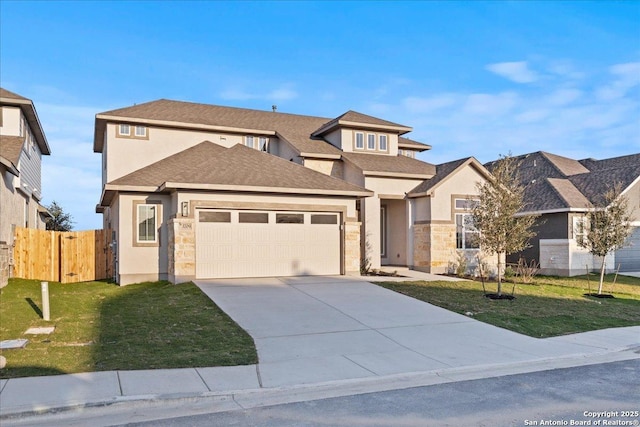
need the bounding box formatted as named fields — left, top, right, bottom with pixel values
left=355, top=132, right=364, bottom=149
left=379, top=135, right=388, bottom=151
left=245, top=136, right=254, bottom=148
left=399, top=149, right=416, bottom=159
left=367, top=134, right=376, bottom=150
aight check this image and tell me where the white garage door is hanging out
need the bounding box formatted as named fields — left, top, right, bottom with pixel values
left=616, top=227, right=640, bottom=272
left=196, top=209, right=341, bottom=279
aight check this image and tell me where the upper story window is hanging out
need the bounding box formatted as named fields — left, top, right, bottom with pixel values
left=455, top=198, right=479, bottom=210
left=367, top=134, right=376, bottom=150
left=117, top=123, right=149, bottom=140
left=379, top=135, right=388, bottom=151
left=355, top=132, right=389, bottom=152
left=355, top=132, right=364, bottom=149
left=134, top=125, right=147, bottom=137
left=244, top=135, right=269, bottom=151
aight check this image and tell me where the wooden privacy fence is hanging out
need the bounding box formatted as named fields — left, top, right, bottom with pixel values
left=12, top=227, right=114, bottom=283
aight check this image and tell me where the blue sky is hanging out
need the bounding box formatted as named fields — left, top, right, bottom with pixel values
left=1, top=1, right=639, bottom=230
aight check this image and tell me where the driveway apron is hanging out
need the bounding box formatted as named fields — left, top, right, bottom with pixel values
left=195, top=277, right=624, bottom=388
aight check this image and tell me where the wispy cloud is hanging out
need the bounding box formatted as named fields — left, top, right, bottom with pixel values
left=595, top=61, right=640, bottom=101
left=386, top=60, right=640, bottom=165
left=485, top=61, right=539, bottom=83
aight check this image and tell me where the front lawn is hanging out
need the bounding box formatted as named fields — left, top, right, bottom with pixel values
left=0, top=279, right=257, bottom=379
left=376, top=274, right=640, bottom=338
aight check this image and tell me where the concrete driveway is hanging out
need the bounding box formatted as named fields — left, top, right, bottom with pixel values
left=195, top=276, right=638, bottom=388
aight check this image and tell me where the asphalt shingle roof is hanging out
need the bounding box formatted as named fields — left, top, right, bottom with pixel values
left=109, top=141, right=372, bottom=196
left=485, top=151, right=640, bottom=212
left=0, top=88, right=29, bottom=100
left=0, top=135, right=25, bottom=168
left=342, top=152, right=436, bottom=176
left=97, top=100, right=413, bottom=156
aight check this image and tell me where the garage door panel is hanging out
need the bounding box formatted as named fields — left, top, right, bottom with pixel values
left=196, top=210, right=341, bottom=279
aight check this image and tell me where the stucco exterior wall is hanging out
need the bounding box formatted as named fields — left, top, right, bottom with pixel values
left=0, top=106, right=21, bottom=135
left=275, top=138, right=302, bottom=164
left=116, top=193, right=171, bottom=285
left=623, top=179, right=640, bottom=222
left=104, top=124, right=266, bottom=182
left=304, top=159, right=343, bottom=179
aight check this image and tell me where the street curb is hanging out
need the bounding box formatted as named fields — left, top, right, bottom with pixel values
left=2, top=345, right=638, bottom=421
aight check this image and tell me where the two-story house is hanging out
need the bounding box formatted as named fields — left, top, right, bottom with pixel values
left=94, top=99, right=494, bottom=285
left=0, top=88, right=52, bottom=286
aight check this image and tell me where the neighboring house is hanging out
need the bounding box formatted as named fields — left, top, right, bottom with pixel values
left=0, top=88, right=52, bottom=286
left=490, top=151, right=640, bottom=276
left=94, top=99, right=493, bottom=285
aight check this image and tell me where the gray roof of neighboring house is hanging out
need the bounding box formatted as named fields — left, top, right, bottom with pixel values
left=0, top=135, right=25, bottom=175
left=0, top=87, right=51, bottom=155
left=342, top=152, right=436, bottom=177
left=106, top=142, right=372, bottom=202
left=486, top=151, right=640, bottom=212
left=95, top=100, right=415, bottom=157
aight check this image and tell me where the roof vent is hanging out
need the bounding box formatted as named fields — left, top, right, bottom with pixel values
left=272, top=105, right=277, bottom=112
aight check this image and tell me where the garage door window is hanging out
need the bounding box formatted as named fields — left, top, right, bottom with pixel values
left=311, top=214, right=338, bottom=224
left=239, top=212, right=269, bottom=223
left=276, top=213, right=304, bottom=224
left=200, top=211, right=231, bottom=223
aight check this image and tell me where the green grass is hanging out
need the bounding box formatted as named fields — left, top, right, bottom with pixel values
left=0, top=279, right=257, bottom=379
left=377, top=274, right=640, bottom=338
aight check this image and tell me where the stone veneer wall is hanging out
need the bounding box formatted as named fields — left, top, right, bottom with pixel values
left=413, top=222, right=457, bottom=273
left=0, top=243, right=10, bottom=288
left=344, top=221, right=361, bottom=274
left=168, top=217, right=196, bottom=283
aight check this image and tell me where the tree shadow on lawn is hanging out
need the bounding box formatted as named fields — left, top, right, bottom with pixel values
left=377, top=281, right=640, bottom=338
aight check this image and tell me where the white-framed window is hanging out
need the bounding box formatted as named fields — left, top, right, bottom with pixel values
left=259, top=137, right=267, bottom=151
left=134, top=125, right=147, bottom=137
left=119, top=124, right=130, bottom=136
left=137, top=204, right=157, bottom=243
left=573, top=216, right=587, bottom=246
left=379, top=135, right=388, bottom=151
left=245, top=136, right=254, bottom=148
left=367, top=133, right=376, bottom=150
left=455, top=198, right=480, bottom=211
left=355, top=132, right=364, bottom=149
left=456, top=214, right=479, bottom=249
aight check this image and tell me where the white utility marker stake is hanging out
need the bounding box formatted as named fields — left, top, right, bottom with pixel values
left=41, top=281, right=50, bottom=321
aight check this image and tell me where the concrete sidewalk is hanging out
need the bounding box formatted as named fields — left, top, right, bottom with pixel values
left=1, top=275, right=639, bottom=420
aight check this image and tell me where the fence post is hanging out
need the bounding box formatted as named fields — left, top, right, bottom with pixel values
left=41, top=281, right=50, bottom=321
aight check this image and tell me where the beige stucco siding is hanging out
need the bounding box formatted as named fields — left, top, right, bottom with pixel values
left=104, top=124, right=246, bottom=182
left=115, top=193, right=171, bottom=285
left=0, top=107, right=21, bottom=135
left=428, top=166, right=485, bottom=222
left=274, top=138, right=302, bottom=164
left=303, top=159, right=343, bottom=179
left=623, top=179, right=640, bottom=222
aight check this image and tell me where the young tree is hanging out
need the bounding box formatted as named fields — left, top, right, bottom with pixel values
left=45, top=201, right=74, bottom=231
left=577, top=184, right=633, bottom=295
left=473, top=155, right=539, bottom=297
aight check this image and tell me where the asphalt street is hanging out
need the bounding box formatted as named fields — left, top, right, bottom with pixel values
left=119, top=359, right=639, bottom=427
